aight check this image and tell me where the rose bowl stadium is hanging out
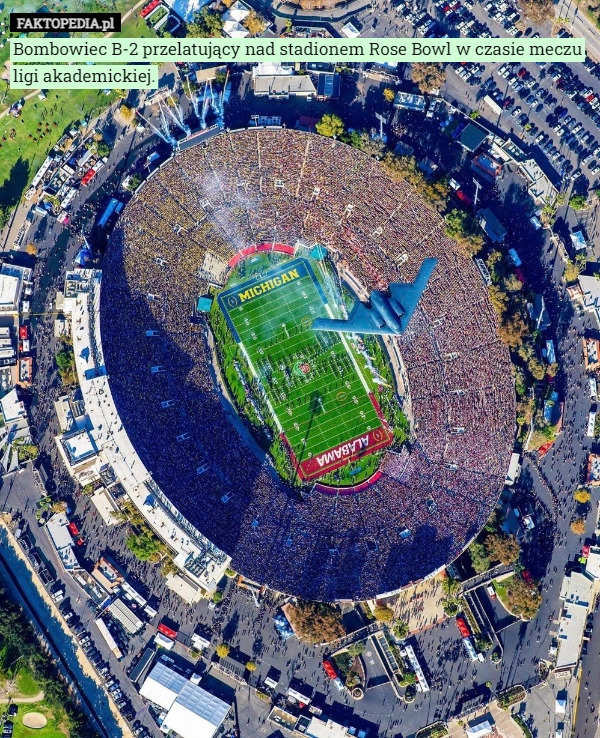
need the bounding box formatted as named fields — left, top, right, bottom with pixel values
left=100, top=128, right=515, bottom=601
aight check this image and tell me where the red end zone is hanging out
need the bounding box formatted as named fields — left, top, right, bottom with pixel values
left=283, top=425, right=393, bottom=481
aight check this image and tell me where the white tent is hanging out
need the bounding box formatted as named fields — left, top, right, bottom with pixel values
left=341, top=21, right=360, bottom=37
left=162, top=682, right=230, bottom=738
left=224, top=1, right=249, bottom=22
left=223, top=19, right=249, bottom=37
left=140, top=662, right=187, bottom=710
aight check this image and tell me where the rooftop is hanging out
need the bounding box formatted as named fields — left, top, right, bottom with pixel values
left=458, top=122, right=488, bottom=152
left=163, top=681, right=230, bottom=738
left=0, top=275, right=19, bottom=311
left=253, top=75, right=316, bottom=97
left=60, top=428, right=97, bottom=465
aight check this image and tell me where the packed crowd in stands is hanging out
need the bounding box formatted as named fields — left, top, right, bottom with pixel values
left=100, top=129, right=515, bottom=601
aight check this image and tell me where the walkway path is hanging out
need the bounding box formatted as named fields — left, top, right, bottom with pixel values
left=0, top=691, right=45, bottom=705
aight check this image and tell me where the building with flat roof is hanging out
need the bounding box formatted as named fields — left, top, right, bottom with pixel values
left=106, top=597, right=144, bottom=635
left=253, top=75, right=316, bottom=99
left=141, top=662, right=230, bottom=738
left=56, top=427, right=100, bottom=485
left=578, top=275, right=600, bottom=326
left=555, top=570, right=594, bottom=674
left=583, top=337, right=600, bottom=371
left=45, top=512, right=78, bottom=570
left=0, top=264, right=32, bottom=316
left=518, top=158, right=558, bottom=206
left=587, top=452, right=600, bottom=485
left=458, top=122, right=488, bottom=152
left=585, top=546, right=600, bottom=580
left=393, top=91, right=426, bottom=112
left=316, top=72, right=341, bottom=100
left=165, top=573, right=203, bottom=604
left=477, top=208, right=507, bottom=243
left=0, top=327, right=16, bottom=367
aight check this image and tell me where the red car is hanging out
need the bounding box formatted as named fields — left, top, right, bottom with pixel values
left=67, top=521, right=80, bottom=536
left=517, top=67, right=528, bottom=78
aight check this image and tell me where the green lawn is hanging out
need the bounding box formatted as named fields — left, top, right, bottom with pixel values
left=15, top=668, right=40, bottom=698
left=217, top=257, right=393, bottom=479
left=114, top=12, right=160, bottom=38
left=0, top=87, right=120, bottom=210
left=12, top=705, right=68, bottom=738
left=492, top=575, right=514, bottom=612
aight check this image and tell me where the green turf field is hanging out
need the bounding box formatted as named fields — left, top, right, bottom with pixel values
left=217, top=258, right=391, bottom=478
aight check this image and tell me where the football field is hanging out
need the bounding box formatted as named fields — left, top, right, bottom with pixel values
left=217, top=258, right=393, bottom=480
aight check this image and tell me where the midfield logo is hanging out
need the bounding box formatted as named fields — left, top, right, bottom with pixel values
left=10, top=13, right=121, bottom=33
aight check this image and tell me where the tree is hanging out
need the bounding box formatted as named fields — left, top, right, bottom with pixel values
left=242, top=9, right=266, bottom=36
left=373, top=605, right=394, bottom=623
left=96, top=140, right=111, bottom=157
left=469, top=540, right=491, bottom=573
left=410, top=63, right=446, bottom=93
left=484, top=532, right=520, bottom=565
left=212, top=589, right=224, bottom=603
left=444, top=209, right=484, bottom=256
left=359, top=130, right=386, bottom=157
left=570, top=518, right=586, bottom=535
left=392, top=620, right=409, bottom=640
left=316, top=113, right=344, bottom=139
left=245, top=660, right=257, bottom=671
left=475, top=636, right=492, bottom=651
left=574, top=488, right=591, bottom=504
left=126, top=531, right=163, bottom=562
left=25, top=243, right=37, bottom=256
left=399, top=671, right=416, bottom=685
left=383, top=88, right=396, bottom=103
left=113, top=89, right=126, bottom=99
left=127, top=174, right=142, bottom=192
left=569, top=193, right=588, bottom=211
left=517, top=0, right=554, bottom=23
left=469, top=110, right=481, bottom=119
left=0, top=205, right=11, bottom=231
left=119, top=104, right=135, bottom=123
left=442, top=576, right=460, bottom=597
left=506, top=576, right=542, bottom=619
left=381, top=152, right=449, bottom=211
left=187, top=7, right=224, bottom=37
left=55, top=344, right=76, bottom=385
left=347, top=641, right=366, bottom=657
left=224, top=567, right=237, bottom=578
left=564, top=259, right=583, bottom=283
left=443, top=599, right=459, bottom=616
left=286, top=601, right=345, bottom=644
left=13, top=440, right=39, bottom=463
left=215, top=642, right=230, bottom=658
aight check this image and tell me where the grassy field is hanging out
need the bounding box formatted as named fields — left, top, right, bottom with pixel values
left=492, top=575, right=514, bottom=612
left=0, top=86, right=118, bottom=210
left=217, top=257, right=391, bottom=476
left=12, top=705, right=68, bottom=738
left=15, top=668, right=40, bottom=698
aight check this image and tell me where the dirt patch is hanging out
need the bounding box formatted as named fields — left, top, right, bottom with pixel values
left=22, top=711, right=48, bottom=728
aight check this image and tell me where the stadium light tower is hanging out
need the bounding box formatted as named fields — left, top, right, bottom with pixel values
left=472, top=178, right=482, bottom=210
left=375, top=112, right=386, bottom=142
